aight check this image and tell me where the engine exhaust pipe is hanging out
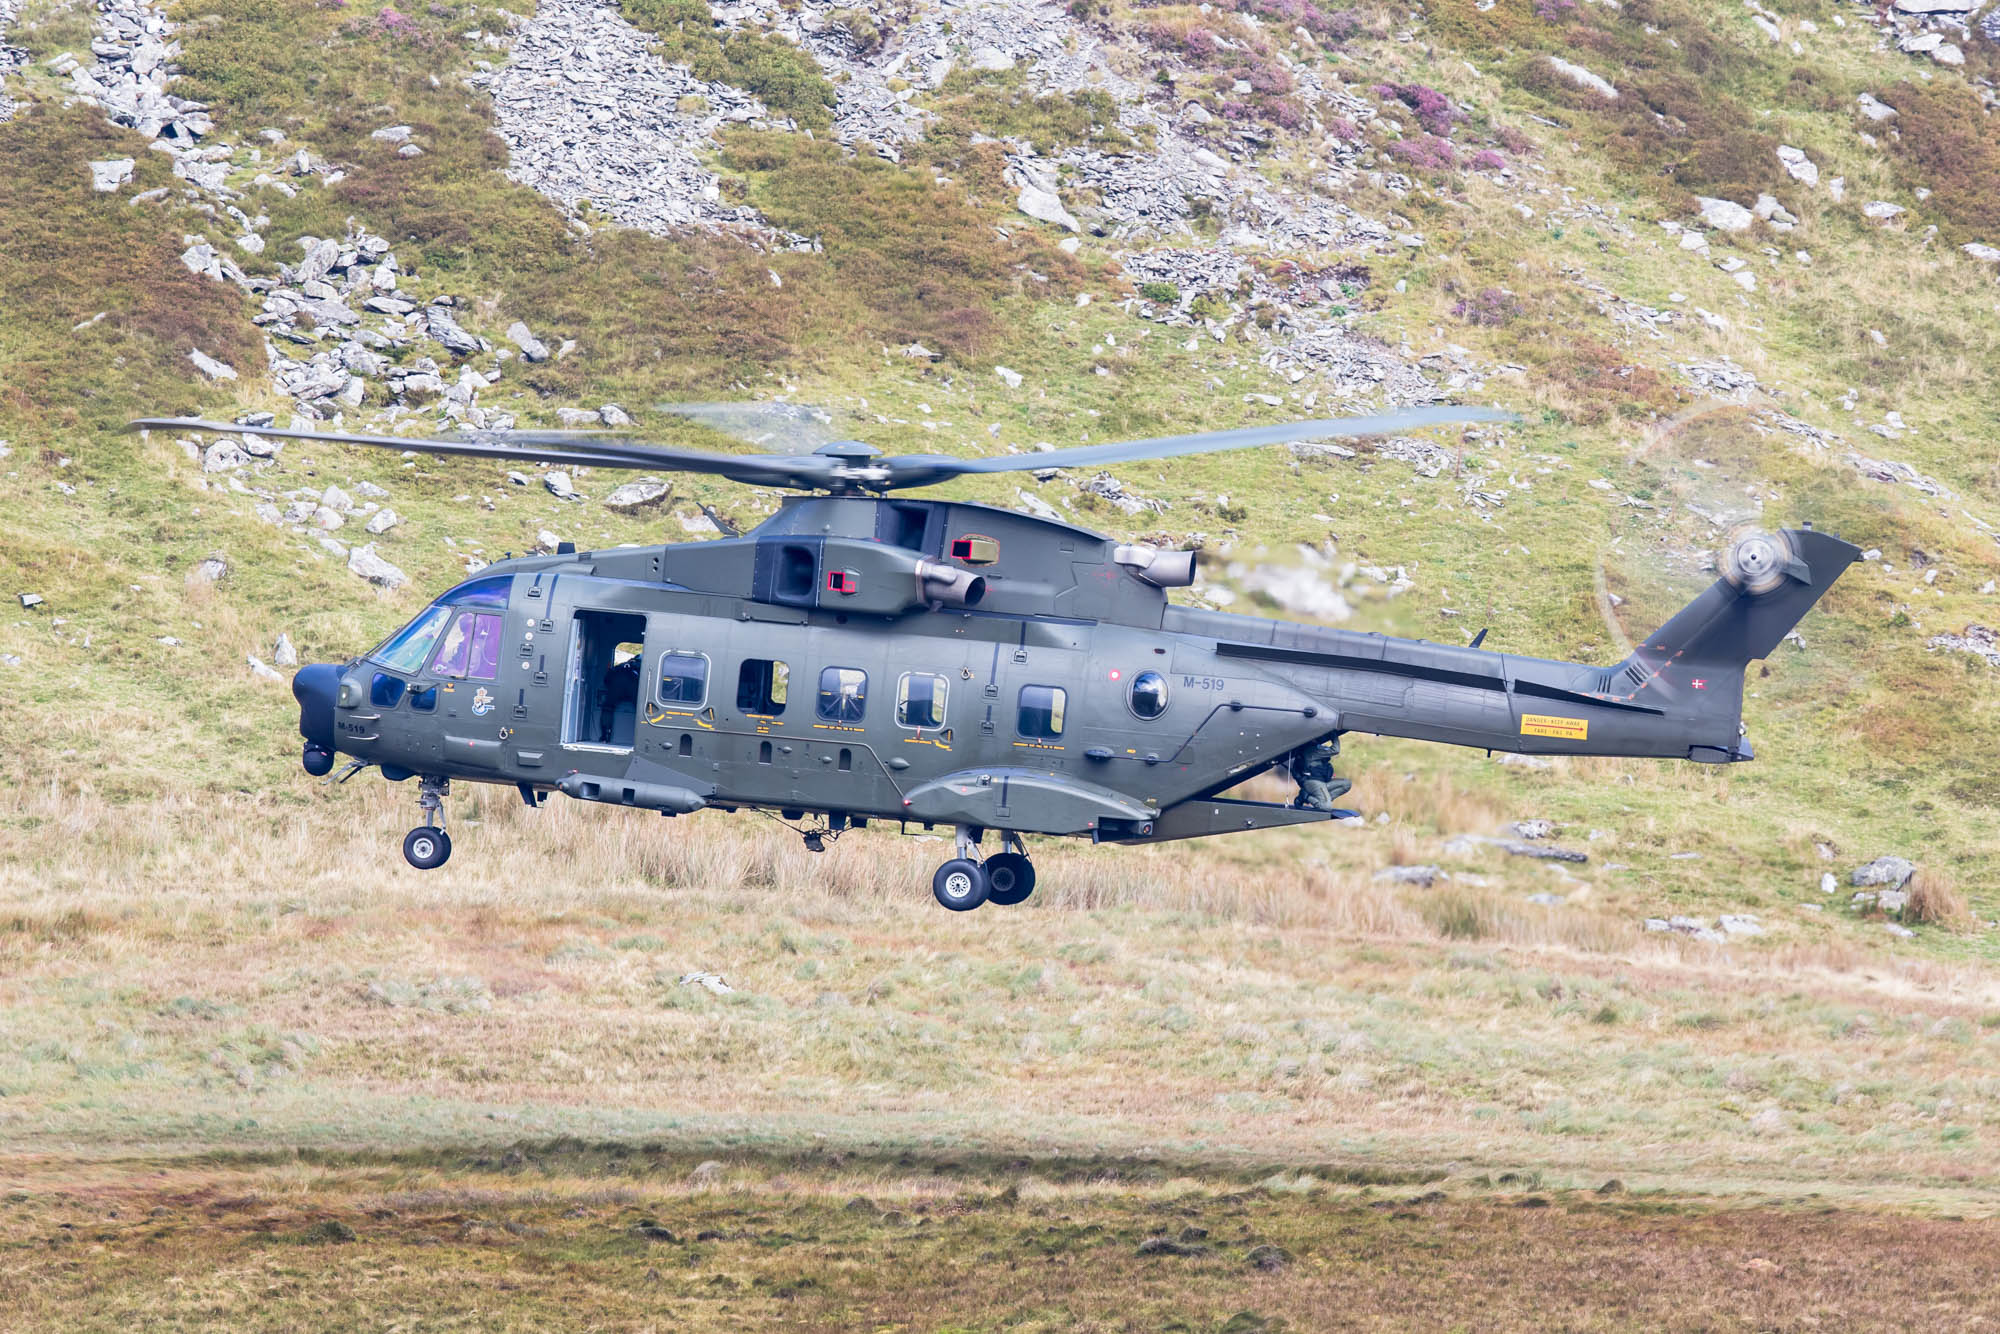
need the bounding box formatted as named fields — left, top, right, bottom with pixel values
left=916, top=560, right=986, bottom=606
left=1113, top=544, right=1198, bottom=588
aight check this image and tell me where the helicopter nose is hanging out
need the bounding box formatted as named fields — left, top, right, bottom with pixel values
left=293, top=663, right=342, bottom=776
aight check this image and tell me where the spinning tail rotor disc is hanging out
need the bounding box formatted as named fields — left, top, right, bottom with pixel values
left=1718, top=526, right=1797, bottom=595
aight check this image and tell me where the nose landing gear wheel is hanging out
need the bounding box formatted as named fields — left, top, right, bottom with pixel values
left=983, top=852, right=1036, bottom=906
left=932, top=858, right=990, bottom=911
left=403, top=826, right=452, bottom=870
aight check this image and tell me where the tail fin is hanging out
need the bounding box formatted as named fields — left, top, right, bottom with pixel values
left=1640, top=528, right=1860, bottom=666
left=1613, top=528, right=1860, bottom=760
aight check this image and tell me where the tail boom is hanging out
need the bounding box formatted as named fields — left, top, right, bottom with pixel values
left=1172, top=527, right=1859, bottom=765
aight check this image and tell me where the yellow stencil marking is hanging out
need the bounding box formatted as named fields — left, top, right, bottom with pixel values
left=1520, top=713, right=1588, bottom=741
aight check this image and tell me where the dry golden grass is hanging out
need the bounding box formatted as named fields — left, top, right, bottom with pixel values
left=1907, top=868, right=1972, bottom=930
left=4, top=774, right=1999, bottom=1215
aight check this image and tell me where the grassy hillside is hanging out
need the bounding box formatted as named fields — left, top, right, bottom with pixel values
left=2, top=0, right=1999, bottom=1322
left=2, top=0, right=1996, bottom=936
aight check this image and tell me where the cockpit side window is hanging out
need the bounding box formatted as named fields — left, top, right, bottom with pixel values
left=431, top=611, right=503, bottom=680
left=374, top=605, right=452, bottom=674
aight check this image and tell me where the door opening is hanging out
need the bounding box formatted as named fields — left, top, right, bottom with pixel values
left=565, top=609, right=647, bottom=750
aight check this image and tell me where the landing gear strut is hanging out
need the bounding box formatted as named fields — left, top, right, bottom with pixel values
left=403, top=775, right=452, bottom=870
left=929, top=829, right=1035, bottom=911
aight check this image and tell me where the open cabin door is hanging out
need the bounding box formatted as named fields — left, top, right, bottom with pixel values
left=562, top=608, right=647, bottom=753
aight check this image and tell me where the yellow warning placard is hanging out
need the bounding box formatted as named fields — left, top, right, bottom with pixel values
left=1520, top=713, right=1588, bottom=741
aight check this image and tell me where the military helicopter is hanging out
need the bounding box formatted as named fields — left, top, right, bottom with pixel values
left=136, top=407, right=1858, bottom=910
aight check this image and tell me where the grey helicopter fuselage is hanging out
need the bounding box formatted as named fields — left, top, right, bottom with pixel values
left=294, top=492, right=1859, bottom=852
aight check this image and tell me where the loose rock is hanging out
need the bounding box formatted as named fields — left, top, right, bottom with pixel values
left=470, top=0, right=807, bottom=243
left=507, top=320, right=550, bottom=362
left=605, top=479, right=671, bottom=512
left=1545, top=55, right=1617, bottom=99
left=1696, top=197, right=1756, bottom=233
left=1850, top=856, right=1915, bottom=889
left=1016, top=181, right=1080, bottom=232
left=348, top=543, right=408, bottom=589
left=189, top=347, right=237, bottom=381
left=1928, top=625, right=2000, bottom=668
left=89, top=157, right=136, bottom=191
left=1775, top=145, right=1818, bottom=188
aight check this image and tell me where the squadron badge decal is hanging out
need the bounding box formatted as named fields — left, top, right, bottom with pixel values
left=472, top=686, right=495, bottom=717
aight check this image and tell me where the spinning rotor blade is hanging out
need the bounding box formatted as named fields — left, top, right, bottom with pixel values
left=657, top=401, right=843, bottom=454
left=873, top=404, right=1520, bottom=489
left=132, top=402, right=1517, bottom=494
left=129, top=417, right=843, bottom=489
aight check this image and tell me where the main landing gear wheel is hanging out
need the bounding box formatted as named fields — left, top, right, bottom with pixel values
left=403, top=825, right=452, bottom=870
left=932, top=858, right=990, bottom=911
left=983, top=852, right=1036, bottom=906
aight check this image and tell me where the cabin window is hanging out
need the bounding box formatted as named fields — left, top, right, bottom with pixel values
left=1017, top=685, right=1067, bottom=739
left=816, top=667, right=868, bottom=723
left=430, top=611, right=503, bottom=680
left=374, top=604, right=451, bottom=674
left=1128, top=670, right=1170, bottom=720
left=657, top=651, right=709, bottom=707
left=409, top=685, right=437, bottom=713
left=737, top=658, right=789, bottom=715
left=896, top=672, right=949, bottom=729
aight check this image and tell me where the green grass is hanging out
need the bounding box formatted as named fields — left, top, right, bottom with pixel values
left=620, top=0, right=835, bottom=129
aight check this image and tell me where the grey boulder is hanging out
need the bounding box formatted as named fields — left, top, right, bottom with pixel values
left=1850, top=856, right=1915, bottom=889
left=348, top=543, right=408, bottom=589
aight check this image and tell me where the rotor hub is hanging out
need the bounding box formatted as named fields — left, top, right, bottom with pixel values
left=1720, top=528, right=1792, bottom=595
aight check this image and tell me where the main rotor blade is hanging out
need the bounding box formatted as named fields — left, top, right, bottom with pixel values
left=129, top=417, right=838, bottom=488
left=879, top=405, right=1520, bottom=488
left=658, top=401, right=843, bottom=455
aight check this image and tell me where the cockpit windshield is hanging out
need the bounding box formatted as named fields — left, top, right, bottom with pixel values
left=369, top=575, right=512, bottom=671
left=445, top=573, right=512, bottom=607
left=374, top=604, right=452, bottom=673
